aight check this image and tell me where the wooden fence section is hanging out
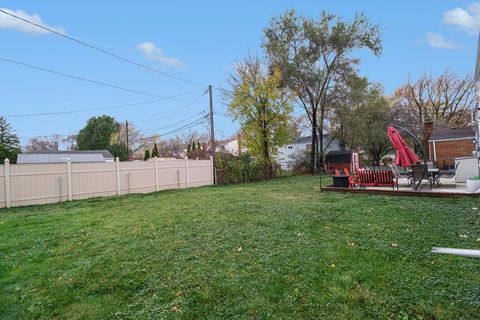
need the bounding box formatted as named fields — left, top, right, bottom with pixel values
left=0, top=157, right=213, bottom=208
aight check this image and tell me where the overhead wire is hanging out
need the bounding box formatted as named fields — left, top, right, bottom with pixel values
left=3, top=88, right=204, bottom=118
left=0, top=57, right=197, bottom=98
left=0, top=9, right=206, bottom=87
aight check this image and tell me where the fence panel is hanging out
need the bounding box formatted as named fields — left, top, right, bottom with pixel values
left=157, top=160, right=186, bottom=190
left=0, top=157, right=213, bottom=209
left=9, top=163, right=68, bottom=207
left=0, top=165, right=5, bottom=208
left=188, top=160, right=212, bottom=187
left=71, top=162, right=117, bottom=200
left=120, top=161, right=156, bottom=195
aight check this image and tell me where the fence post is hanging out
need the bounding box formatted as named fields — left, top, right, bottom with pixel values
left=209, top=155, right=214, bottom=186
left=67, top=159, right=73, bottom=201
left=115, top=157, right=121, bottom=196
left=185, top=156, right=189, bottom=188
left=4, top=158, right=11, bottom=208
left=154, top=157, right=159, bottom=192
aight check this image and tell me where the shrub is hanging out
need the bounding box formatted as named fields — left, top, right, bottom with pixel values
left=215, top=152, right=269, bottom=184
left=288, top=150, right=311, bottom=174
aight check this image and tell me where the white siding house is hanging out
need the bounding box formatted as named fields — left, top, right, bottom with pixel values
left=276, top=136, right=341, bottom=170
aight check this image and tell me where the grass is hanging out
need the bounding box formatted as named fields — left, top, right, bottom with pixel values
left=0, top=175, right=479, bottom=319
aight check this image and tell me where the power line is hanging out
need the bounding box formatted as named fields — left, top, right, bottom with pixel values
left=0, top=9, right=206, bottom=87
left=0, top=57, right=195, bottom=98
left=3, top=88, right=204, bottom=118
left=142, top=112, right=207, bottom=132
left=18, top=113, right=209, bottom=140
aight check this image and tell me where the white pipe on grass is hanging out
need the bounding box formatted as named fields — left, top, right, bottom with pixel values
left=432, top=247, right=480, bottom=258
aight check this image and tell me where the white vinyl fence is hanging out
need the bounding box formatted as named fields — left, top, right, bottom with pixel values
left=0, top=157, right=213, bottom=208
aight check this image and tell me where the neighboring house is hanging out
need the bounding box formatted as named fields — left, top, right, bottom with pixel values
left=276, top=135, right=341, bottom=170
left=217, top=135, right=243, bottom=156
left=17, top=150, right=115, bottom=164
left=427, top=126, right=476, bottom=169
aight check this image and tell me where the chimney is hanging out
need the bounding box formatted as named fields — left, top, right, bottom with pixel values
left=423, top=121, right=434, bottom=159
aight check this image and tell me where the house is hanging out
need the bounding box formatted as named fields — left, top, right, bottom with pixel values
left=276, top=135, right=341, bottom=170
left=17, top=150, right=115, bottom=164
left=427, top=125, right=476, bottom=169
left=217, top=135, right=243, bottom=156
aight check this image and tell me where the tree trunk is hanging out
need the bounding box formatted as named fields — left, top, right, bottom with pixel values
left=310, top=109, right=317, bottom=174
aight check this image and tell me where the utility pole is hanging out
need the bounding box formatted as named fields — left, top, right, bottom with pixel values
left=208, top=85, right=216, bottom=184
left=125, top=120, right=129, bottom=161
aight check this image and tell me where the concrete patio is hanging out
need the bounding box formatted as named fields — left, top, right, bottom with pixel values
left=324, top=177, right=477, bottom=197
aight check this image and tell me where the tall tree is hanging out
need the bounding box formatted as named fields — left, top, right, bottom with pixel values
left=391, top=71, right=475, bottom=137
left=226, top=57, right=292, bottom=178
left=263, top=10, right=382, bottom=172
left=77, top=115, right=119, bottom=150
left=0, top=117, right=20, bottom=163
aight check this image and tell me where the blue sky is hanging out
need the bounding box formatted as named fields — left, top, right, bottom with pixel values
left=1, top=0, right=479, bottom=147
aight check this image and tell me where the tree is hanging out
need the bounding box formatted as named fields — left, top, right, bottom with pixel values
left=263, top=10, right=382, bottom=172
left=143, top=149, right=150, bottom=161
left=151, top=142, right=159, bottom=158
left=391, top=71, right=475, bottom=138
left=226, top=57, right=292, bottom=178
left=0, top=117, right=20, bottom=163
left=25, top=135, right=61, bottom=152
left=77, top=116, right=119, bottom=150
left=355, top=88, right=392, bottom=165
left=108, top=143, right=128, bottom=161
left=111, top=122, right=157, bottom=158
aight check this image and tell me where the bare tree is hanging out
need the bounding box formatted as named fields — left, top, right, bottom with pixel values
left=391, top=71, right=475, bottom=137
left=25, top=135, right=61, bottom=152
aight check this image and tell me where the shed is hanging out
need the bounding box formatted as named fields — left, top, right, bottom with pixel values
left=17, top=150, right=115, bottom=164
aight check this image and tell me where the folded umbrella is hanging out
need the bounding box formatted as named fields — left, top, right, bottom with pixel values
left=388, top=126, right=420, bottom=167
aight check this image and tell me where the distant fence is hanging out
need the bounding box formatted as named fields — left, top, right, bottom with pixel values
left=0, top=157, right=213, bottom=209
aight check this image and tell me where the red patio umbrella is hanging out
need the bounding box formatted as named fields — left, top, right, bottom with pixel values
left=388, top=126, right=420, bottom=167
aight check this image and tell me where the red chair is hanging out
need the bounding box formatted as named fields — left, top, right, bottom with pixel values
left=334, top=169, right=341, bottom=176
left=343, top=168, right=358, bottom=188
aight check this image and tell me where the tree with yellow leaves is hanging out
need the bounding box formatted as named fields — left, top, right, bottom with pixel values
left=225, top=57, right=292, bottom=178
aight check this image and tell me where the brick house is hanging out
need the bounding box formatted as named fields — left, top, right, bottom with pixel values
left=426, top=125, right=475, bottom=169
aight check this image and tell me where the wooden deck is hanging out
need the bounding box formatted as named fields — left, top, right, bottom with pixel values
left=322, top=178, right=479, bottom=197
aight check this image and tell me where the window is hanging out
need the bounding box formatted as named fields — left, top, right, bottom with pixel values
left=287, top=145, right=293, bottom=150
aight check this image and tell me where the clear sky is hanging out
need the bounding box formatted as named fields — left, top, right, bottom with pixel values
left=1, top=0, right=479, bottom=147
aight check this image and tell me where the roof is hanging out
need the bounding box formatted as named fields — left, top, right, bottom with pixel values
left=326, top=150, right=353, bottom=156
left=291, top=135, right=332, bottom=145
left=428, top=126, right=475, bottom=141
left=17, top=150, right=114, bottom=164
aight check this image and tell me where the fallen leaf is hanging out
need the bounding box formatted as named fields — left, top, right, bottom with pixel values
left=459, top=234, right=468, bottom=238
left=391, top=242, right=398, bottom=248
left=175, top=291, right=182, bottom=297
left=347, top=241, right=356, bottom=247
left=330, top=263, right=336, bottom=268
left=237, top=246, right=243, bottom=252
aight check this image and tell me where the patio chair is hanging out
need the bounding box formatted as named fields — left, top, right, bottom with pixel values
left=438, top=162, right=459, bottom=180
left=343, top=168, right=358, bottom=188
left=334, top=169, right=341, bottom=176
left=411, top=164, right=432, bottom=190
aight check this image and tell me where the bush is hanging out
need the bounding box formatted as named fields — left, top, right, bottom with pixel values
left=215, top=152, right=271, bottom=184
left=288, top=150, right=311, bottom=174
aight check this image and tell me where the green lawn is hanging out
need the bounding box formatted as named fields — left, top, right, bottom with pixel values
left=0, top=176, right=479, bottom=319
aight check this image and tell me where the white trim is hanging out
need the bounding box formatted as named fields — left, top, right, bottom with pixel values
left=428, top=136, right=475, bottom=143
left=432, top=141, right=437, bottom=162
